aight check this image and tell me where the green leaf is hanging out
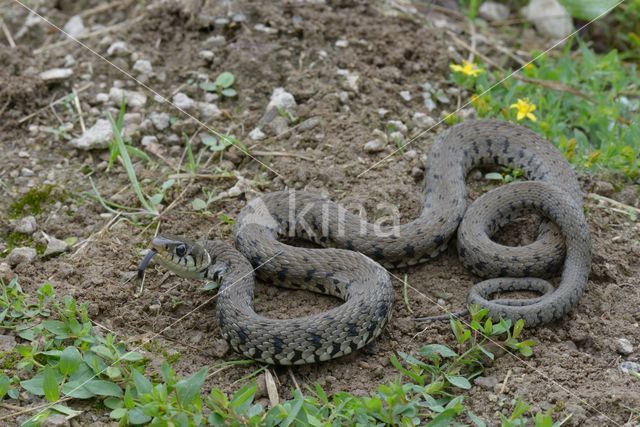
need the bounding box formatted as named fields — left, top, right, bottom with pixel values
left=559, top=0, right=618, bottom=20
left=148, top=193, right=164, bottom=206
left=230, top=383, right=256, bottom=413
left=199, top=82, right=218, bottom=92
left=128, top=407, right=152, bottom=425
left=161, top=179, right=175, bottom=191
left=192, top=198, right=208, bottom=211
left=468, top=410, right=487, bottom=427
left=215, top=71, right=235, bottom=88
left=59, top=346, right=83, bottom=376
left=110, top=407, right=128, bottom=420
left=105, top=366, right=121, bottom=379
left=125, top=145, right=151, bottom=163
left=484, top=172, right=504, bottom=181
left=43, top=366, right=60, bottom=402
left=0, top=374, right=10, bottom=400
left=51, top=404, right=83, bottom=417
left=176, top=367, right=208, bottom=406
left=419, top=344, right=457, bottom=359
left=43, top=320, right=70, bottom=338
left=425, top=408, right=459, bottom=427
left=221, top=88, right=237, bottom=97
left=445, top=374, right=471, bottom=390
left=201, top=281, right=220, bottom=291
left=104, top=396, right=124, bottom=410
left=120, top=351, right=144, bottom=362
left=132, top=370, right=153, bottom=395
left=512, top=319, right=524, bottom=339
left=85, top=380, right=123, bottom=397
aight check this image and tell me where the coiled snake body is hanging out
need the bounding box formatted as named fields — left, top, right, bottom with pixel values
left=140, top=120, right=591, bottom=365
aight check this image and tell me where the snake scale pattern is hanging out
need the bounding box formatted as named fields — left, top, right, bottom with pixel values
left=142, top=120, right=592, bottom=365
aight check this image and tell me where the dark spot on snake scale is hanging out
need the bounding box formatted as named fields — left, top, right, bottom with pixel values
left=316, top=283, right=326, bottom=293
left=346, top=323, right=359, bottom=336
left=434, top=235, right=445, bottom=246
left=403, top=244, right=415, bottom=257
left=305, top=269, right=316, bottom=282
left=500, top=267, right=508, bottom=276
left=237, top=327, right=248, bottom=345
left=374, top=247, right=384, bottom=260
left=475, top=261, right=487, bottom=271
left=277, top=268, right=288, bottom=281
left=346, top=240, right=354, bottom=250
left=273, top=336, right=283, bottom=353
left=308, top=333, right=323, bottom=348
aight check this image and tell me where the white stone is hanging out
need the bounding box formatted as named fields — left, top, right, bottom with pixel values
left=63, top=15, right=85, bottom=37
left=63, top=54, right=76, bottom=67
left=141, top=135, right=159, bottom=147
left=109, top=87, right=147, bottom=108
left=364, top=139, right=386, bottom=153
left=479, top=2, right=510, bottom=21
left=198, top=102, right=221, bottom=120
left=95, top=92, right=109, bottom=103
left=7, top=247, right=37, bottom=266
left=70, top=119, right=113, bottom=150
left=148, top=112, right=170, bottom=130
left=254, top=24, right=277, bottom=34
left=44, top=236, right=69, bottom=256
left=39, top=68, right=73, bottom=82
left=249, top=127, right=266, bottom=141
left=337, top=69, right=359, bottom=92
left=106, top=41, right=129, bottom=56
left=267, top=87, right=297, bottom=114
left=400, top=91, right=412, bottom=101
left=199, top=50, right=214, bottom=61
left=172, top=92, right=195, bottom=111
left=412, top=112, right=436, bottom=129
left=21, top=168, right=35, bottom=177
left=616, top=338, right=634, bottom=355
left=335, top=39, right=349, bottom=47
left=13, top=216, right=37, bottom=234
left=521, top=0, right=574, bottom=39
left=133, top=59, right=153, bottom=76
left=387, top=120, right=408, bottom=135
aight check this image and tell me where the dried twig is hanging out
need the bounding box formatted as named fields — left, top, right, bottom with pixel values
left=72, top=88, right=86, bottom=133
left=1, top=18, right=16, bottom=48
left=252, top=150, right=315, bottom=161
left=587, top=193, right=640, bottom=214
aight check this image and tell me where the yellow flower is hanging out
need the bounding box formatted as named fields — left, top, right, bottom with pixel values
left=450, top=60, right=483, bottom=77
left=509, top=98, right=537, bottom=122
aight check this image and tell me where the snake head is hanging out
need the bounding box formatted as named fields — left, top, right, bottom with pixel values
left=138, top=235, right=212, bottom=279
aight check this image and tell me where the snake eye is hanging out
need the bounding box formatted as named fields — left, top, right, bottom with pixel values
left=175, top=244, right=187, bottom=257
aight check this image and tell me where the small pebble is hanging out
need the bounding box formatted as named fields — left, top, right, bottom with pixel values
left=620, top=361, right=640, bottom=375
left=199, top=50, right=214, bottom=61
left=109, top=87, right=147, bottom=108
left=7, top=247, right=37, bottom=266
left=141, top=135, right=158, bottom=146
left=249, top=127, right=266, bottom=141
left=412, top=112, right=436, bottom=129
left=148, top=112, right=171, bottom=130
left=13, top=216, right=37, bottom=234
left=616, top=338, right=634, bottom=355
left=173, top=92, right=195, bottom=111
left=70, top=119, right=113, bottom=150
left=106, top=41, right=129, bottom=56
left=0, top=263, right=14, bottom=283
left=364, top=139, right=386, bottom=153
left=387, top=120, right=408, bottom=135
left=335, top=39, right=349, bottom=47
left=132, top=59, right=153, bottom=76
left=18, top=151, right=29, bottom=158
left=479, top=1, right=510, bottom=21
left=212, top=338, right=230, bottom=358
left=41, top=414, right=70, bottom=427
left=254, top=23, right=277, bottom=34
left=39, top=68, right=73, bottom=82
left=63, top=15, right=85, bottom=37
left=44, top=236, right=69, bottom=256
left=411, top=167, right=424, bottom=179
left=399, top=91, right=412, bottom=101
left=21, top=168, right=34, bottom=177
left=198, top=102, right=221, bottom=120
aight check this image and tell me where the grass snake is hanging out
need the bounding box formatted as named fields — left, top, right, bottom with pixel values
left=139, top=120, right=591, bottom=365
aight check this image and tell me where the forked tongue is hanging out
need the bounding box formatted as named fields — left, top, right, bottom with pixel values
left=138, top=249, right=157, bottom=279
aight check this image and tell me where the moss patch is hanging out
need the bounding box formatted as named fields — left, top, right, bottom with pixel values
left=8, top=184, right=66, bottom=219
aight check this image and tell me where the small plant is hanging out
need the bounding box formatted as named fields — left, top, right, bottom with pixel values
left=485, top=167, right=525, bottom=184
left=200, top=71, right=237, bottom=98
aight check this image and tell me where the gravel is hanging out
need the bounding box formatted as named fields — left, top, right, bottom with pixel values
left=616, top=338, right=634, bottom=355
left=249, top=127, right=266, bottom=141
left=133, top=59, right=153, bottom=76
left=412, top=112, right=436, bottom=129
left=109, top=87, right=147, bottom=109
left=479, top=2, right=510, bottom=22
left=521, top=0, right=573, bottom=39
left=364, top=139, right=386, bottom=153
left=62, top=15, right=85, bottom=37
left=44, top=235, right=69, bottom=256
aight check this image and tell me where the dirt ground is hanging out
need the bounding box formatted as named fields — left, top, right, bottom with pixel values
left=1, top=0, right=639, bottom=425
